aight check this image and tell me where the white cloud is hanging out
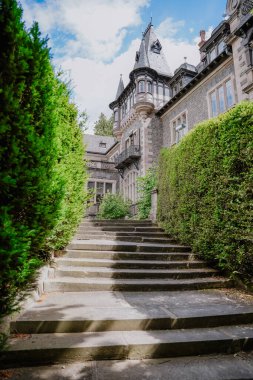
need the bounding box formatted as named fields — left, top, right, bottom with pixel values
left=59, top=39, right=140, bottom=132
left=20, top=1, right=206, bottom=133
left=157, top=17, right=185, bottom=39
left=21, top=0, right=150, bottom=61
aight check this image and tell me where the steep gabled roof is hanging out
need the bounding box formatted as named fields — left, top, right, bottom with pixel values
left=84, top=134, right=117, bottom=154
left=134, top=22, right=171, bottom=77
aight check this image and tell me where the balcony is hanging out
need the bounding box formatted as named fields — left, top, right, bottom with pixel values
left=115, top=145, right=141, bottom=169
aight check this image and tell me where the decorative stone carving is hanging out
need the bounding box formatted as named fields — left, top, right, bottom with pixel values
left=226, top=0, right=253, bottom=17
left=226, top=0, right=240, bottom=16
left=240, top=0, right=253, bottom=16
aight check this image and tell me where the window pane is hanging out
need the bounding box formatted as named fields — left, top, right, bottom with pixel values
left=147, top=81, right=152, bottom=93
left=87, top=182, right=95, bottom=190
left=182, top=113, right=186, bottom=125
left=138, top=80, right=145, bottom=93
left=218, top=86, right=225, bottom=113
left=211, top=91, right=217, bottom=117
left=165, top=87, right=170, bottom=98
left=158, top=84, right=163, bottom=98
left=225, top=80, right=234, bottom=107
left=96, top=182, right=104, bottom=194
left=210, top=48, right=216, bottom=62
left=218, top=40, right=225, bottom=55
left=105, top=183, right=112, bottom=193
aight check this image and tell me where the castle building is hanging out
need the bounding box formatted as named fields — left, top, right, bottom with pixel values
left=86, top=0, right=253, bottom=217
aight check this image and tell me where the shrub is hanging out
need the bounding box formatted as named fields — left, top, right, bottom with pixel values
left=137, top=167, right=157, bottom=219
left=98, top=193, right=131, bottom=219
left=158, top=101, right=253, bottom=280
left=0, top=0, right=87, bottom=319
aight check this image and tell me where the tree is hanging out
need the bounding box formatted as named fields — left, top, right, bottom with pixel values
left=94, top=113, right=113, bottom=136
left=78, top=110, right=88, bottom=132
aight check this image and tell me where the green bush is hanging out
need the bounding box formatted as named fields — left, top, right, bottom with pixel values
left=0, top=0, right=87, bottom=319
left=158, top=102, right=253, bottom=280
left=98, top=193, right=131, bottom=219
left=137, top=167, right=157, bottom=219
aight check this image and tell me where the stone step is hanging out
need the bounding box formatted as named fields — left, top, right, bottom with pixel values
left=3, top=324, right=253, bottom=365
left=63, top=250, right=196, bottom=261
left=56, top=257, right=207, bottom=269
left=44, top=277, right=232, bottom=292
left=67, top=240, right=191, bottom=253
left=9, top=291, right=253, bottom=334
left=78, top=226, right=164, bottom=232
left=76, top=231, right=168, bottom=237
left=74, top=235, right=176, bottom=244
left=54, top=267, right=218, bottom=280
left=81, top=219, right=153, bottom=226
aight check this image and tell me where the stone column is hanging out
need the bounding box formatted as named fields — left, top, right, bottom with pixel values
left=149, top=188, right=158, bottom=222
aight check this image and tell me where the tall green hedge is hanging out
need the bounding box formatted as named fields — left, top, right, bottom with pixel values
left=158, top=102, right=253, bottom=279
left=0, top=0, right=87, bottom=318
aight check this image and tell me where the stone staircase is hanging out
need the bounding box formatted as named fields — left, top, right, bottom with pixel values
left=1, top=219, right=253, bottom=367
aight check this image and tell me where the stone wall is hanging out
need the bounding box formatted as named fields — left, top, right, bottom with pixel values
left=162, top=59, right=235, bottom=147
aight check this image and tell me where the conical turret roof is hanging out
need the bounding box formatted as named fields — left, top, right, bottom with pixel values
left=115, top=75, right=124, bottom=100
left=134, top=22, right=171, bottom=77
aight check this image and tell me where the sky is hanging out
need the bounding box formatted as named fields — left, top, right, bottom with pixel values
left=20, top=0, right=228, bottom=133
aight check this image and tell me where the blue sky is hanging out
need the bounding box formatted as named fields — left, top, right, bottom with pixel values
left=20, top=0, right=227, bottom=132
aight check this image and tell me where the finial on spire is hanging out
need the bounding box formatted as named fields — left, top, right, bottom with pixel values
left=150, top=13, right=153, bottom=25
left=184, top=57, right=187, bottom=63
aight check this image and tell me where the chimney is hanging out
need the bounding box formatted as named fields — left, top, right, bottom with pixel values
left=198, top=30, right=206, bottom=60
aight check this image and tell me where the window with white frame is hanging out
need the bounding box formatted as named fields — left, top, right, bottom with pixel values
left=209, top=78, right=235, bottom=118
left=87, top=180, right=115, bottom=204
left=170, top=111, right=188, bottom=144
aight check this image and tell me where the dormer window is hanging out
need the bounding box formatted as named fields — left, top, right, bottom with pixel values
left=135, top=51, right=140, bottom=62
left=99, top=142, right=107, bottom=148
left=151, top=39, right=162, bottom=54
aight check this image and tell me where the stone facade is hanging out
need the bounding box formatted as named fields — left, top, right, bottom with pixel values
left=85, top=0, right=253, bottom=218
left=162, top=59, right=236, bottom=147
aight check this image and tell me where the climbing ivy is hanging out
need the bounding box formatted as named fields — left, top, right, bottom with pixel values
left=137, top=167, right=157, bottom=219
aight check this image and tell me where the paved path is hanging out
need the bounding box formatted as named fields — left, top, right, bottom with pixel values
left=1, top=352, right=253, bottom=380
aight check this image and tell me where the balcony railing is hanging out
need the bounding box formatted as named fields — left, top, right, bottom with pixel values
left=115, top=145, right=141, bottom=169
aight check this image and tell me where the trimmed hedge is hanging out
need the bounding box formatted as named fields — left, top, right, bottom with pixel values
left=0, top=0, right=87, bottom=319
left=158, top=102, right=253, bottom=279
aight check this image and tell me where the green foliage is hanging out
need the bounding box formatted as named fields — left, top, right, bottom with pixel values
left=157, top=102, right=253, bottom=279
left=0, top=0, right=88, bottom=319
left=94, top=112, right=113, bottom=136
left=98, top=193, right=131, bottom=219
left=137, top=168, right=157, bottom=219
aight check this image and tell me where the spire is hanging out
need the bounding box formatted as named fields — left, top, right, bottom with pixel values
left=133, top=23, right=171, bottom=76
left=115, top=74, right=124, bottom=100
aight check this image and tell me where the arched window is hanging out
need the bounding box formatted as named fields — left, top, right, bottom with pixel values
left=138, top=80, right=145, bottom=93
left=114, top=110, right=118, bottom=122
